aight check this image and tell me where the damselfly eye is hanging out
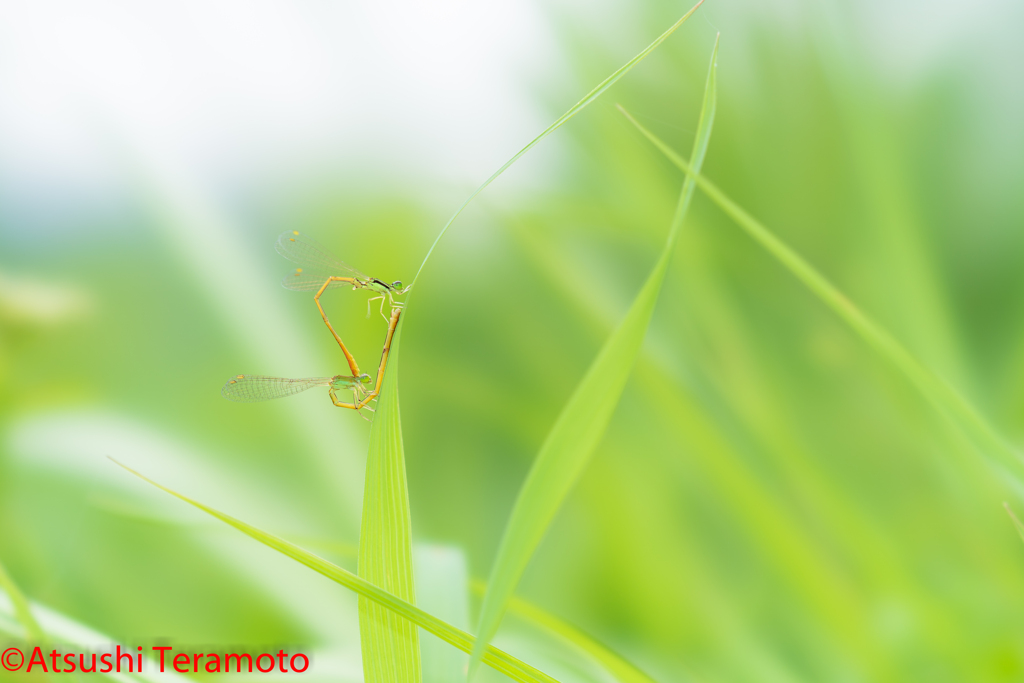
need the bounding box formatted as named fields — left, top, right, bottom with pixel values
left=359, top=373, right=372, bottom=384
left=391, top=280, right=403, bottom=290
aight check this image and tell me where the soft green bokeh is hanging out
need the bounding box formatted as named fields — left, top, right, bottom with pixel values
left=3, top=1, right=1024, bottom=682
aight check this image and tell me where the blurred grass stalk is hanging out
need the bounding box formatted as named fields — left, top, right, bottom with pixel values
left=617, top=107, right=1024, bottom=492
left=0, top=567, right=193, bottom=683
left=469, top=36, right=719, bottom=680
left=0, top=556, right=45, bottom=643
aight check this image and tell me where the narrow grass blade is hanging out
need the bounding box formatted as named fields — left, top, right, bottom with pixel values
left=468, top=38, right=719, bottom=681
left=469, top=580, right=659, bottom=683
left=617, top=107, right=1024, bottom=484
left=0, top=557, right=45, bottom=643
left=410, top=0, right=704, bottom=288
left=111, top=460, right=562, bottom=683
left=358, top=318, right=421, bottom=683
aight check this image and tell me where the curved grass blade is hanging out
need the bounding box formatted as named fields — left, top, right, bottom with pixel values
left=0, top=557, right=45, bottom=643
left=358, top=317, right=421, bottom=683
left=410, top=0, right=705, bottom=289
left=111, top=460, right=562, bottom=683
left=468, top=37, right=719, bottom=681
left=617, top=107, right=1024, bottom=484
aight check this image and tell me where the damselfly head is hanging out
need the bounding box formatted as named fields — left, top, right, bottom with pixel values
left=391, top=280, right=403, bottom=290
left=358, top=373, right=372, bottom=384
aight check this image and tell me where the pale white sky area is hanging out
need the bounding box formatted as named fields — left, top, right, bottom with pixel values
left=0, top=0, right=1018, bottom=237
left=0, top=0, right=561, bottom=228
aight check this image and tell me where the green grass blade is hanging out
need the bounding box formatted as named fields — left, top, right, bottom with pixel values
left=358, top=317, right=421, bottom=683
left=468, top=38, right=719, bottom=681
left=410, top=0, right=704, bottom=288
left=617, top=106, right=1024, bottom=484
left=469, top=580, right=659, bottom=683
left=111, top=460, right=562, bottom=683
left=0, top=557, right=45, bottom=643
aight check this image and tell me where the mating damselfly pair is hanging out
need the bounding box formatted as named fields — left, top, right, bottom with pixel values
left=221, top=231, right=408, bottom=417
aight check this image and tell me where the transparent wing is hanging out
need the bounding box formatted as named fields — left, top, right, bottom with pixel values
left=221, top=374, right=332, bottom=403
left=279, top=266, right=361, bottom=292
left=275, top=230, right=367, bottom=277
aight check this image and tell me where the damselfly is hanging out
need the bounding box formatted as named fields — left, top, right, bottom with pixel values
left=275, top=230, right=409, bottom=377
left=221, top=305, right=402, bottom=415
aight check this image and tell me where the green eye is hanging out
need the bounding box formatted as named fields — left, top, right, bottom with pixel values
left=359, top=373, right=372, bottom=384
left=391, top=280, right=403, bottom=290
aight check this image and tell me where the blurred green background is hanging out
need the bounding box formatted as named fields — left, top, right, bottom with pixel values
left=2, top=0, right=1024, bottom=681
